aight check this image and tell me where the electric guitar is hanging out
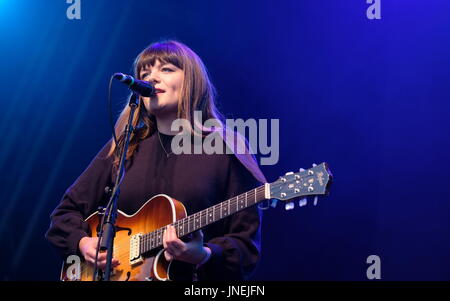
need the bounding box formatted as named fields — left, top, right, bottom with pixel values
left=61, top=162, right=332, bottom=281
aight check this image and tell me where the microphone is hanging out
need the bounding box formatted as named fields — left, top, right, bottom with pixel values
left=113, top=73, right=155, bottom=97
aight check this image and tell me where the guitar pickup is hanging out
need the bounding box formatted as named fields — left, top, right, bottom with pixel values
left=129, top=233, right=144, bottom=266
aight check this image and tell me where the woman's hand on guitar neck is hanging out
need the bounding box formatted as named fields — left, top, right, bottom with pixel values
left=78, top=237, right=120, bottom=269
left=163, top=225, right=211, bottom=265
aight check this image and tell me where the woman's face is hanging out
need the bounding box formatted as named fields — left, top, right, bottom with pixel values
left=139, top=59, right=184, bottom=117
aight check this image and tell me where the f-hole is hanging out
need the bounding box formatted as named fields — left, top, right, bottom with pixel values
left=116, top=226, right=132, bottom=236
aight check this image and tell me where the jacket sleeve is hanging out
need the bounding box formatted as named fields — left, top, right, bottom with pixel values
left=196, top=154, right=263, bottom=281
left=45, top=140, right=114, bottom=259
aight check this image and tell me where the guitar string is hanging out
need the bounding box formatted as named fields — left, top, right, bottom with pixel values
left=79, top=180, right=309, bottom=273
left=141, top=178, right=316, bottom=251
left=138, top=171, right=318, bottom=250
left=77, top=180, right=312, bottom=276
left=140, top=187, right=267, bottom=252
left=141, top=198, right=263, bottom=250
left=76, top=189, right=266, bottom=273
left=145, top=188, right=264, bottom=240
left=148, top=188, right=263, bottom=236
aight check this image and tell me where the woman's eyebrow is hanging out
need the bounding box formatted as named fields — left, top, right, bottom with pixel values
left=140, top=63, right=174, bottom=74
left=160, top=62, right=176, bottom=68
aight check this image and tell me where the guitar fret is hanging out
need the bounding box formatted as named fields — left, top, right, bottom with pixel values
left=195, top=213, right=198, bottom=229
left=144, top=236, right=149, bottom=250
left=144, top=236, right=149, bottom=249
left=197, top=213, right=200, bottom=230
left=152, top=233, right=155, bottom=250
left=144, top=235, right=147, bottom=251
left=144, top=235, right=147, bottom=252
left=207, top=208, right=211, bottom=222
left=140, top=185, right=267, bottom=256
left=181, top=220, right=184, bottom=236
left=182, top=220, right=185, bottom=235
left=146, top=235, right=148, bottom=251
left=221, top=202, right=225, bottom=218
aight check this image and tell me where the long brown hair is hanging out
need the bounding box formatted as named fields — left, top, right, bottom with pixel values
left=107, top=40, right=221, bottom=160
left=107, top=40, right=266, bottom=183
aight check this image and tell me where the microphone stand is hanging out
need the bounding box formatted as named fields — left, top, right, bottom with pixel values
left=96, top=92, right=139, bottom=281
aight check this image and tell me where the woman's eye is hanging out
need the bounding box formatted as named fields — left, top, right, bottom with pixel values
left=162, top=68, right=173, bottom=72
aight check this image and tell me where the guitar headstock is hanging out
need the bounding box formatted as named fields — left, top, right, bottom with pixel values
left=270, top=163, right=333, bottom=206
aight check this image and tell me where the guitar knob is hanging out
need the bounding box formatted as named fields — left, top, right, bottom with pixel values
left=285, top=202, right=295, bottom=211
left=299, top=168, right=305, bottom=172
left=298, top=198, right=307, bottom=207
left=285, top=171, right=294, bottom=176
left=312, top=163, right=317, bottom=167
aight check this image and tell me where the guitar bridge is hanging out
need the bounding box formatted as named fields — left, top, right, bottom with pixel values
left=129, top=233, right=144, bottom=266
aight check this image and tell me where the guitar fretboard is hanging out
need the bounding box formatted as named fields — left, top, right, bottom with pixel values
left=139, top=185, right=267, bottom=255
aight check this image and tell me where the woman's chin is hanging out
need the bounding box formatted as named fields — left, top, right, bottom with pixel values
left=148, top=104, right=176, bottom=117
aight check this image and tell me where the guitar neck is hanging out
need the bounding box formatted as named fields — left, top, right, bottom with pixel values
left=139, top=184, right=269, bottom=254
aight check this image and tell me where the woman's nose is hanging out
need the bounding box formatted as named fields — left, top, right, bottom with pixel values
left=148, top=73, right=160, bottom=83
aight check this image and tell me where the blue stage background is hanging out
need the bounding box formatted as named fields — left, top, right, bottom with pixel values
left=0, top=0, right=449, bottom=280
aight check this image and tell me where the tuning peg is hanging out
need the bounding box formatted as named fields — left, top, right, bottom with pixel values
left=285, top=202, right=295, bottom=210
left=313, top=196, right=319, bottom=206
left=270, top=199, right=278, bottom=208
left=298, top=198, right=307, bottom=207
